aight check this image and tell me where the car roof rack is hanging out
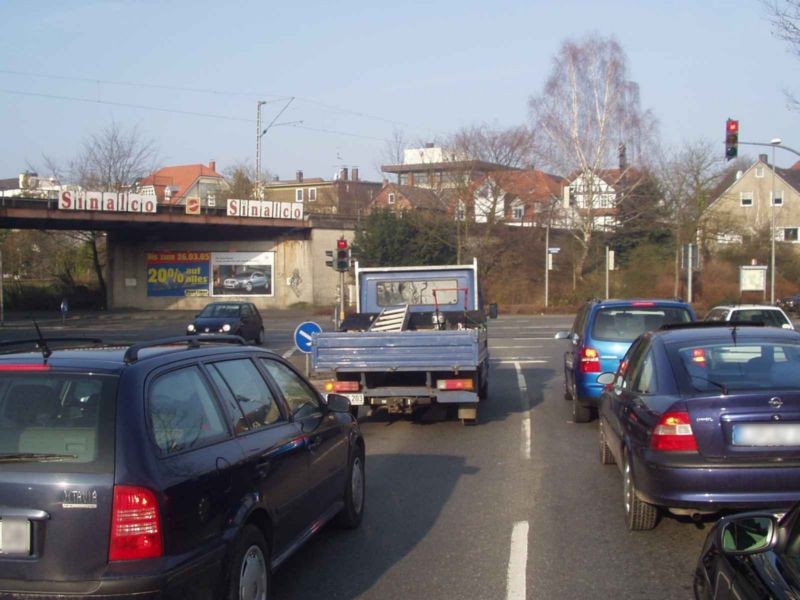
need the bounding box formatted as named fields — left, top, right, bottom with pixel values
left=659, top=320, right=765, bottom=331
left=0, top=337, right=104, bottom=356
left=124, top=335, right=247, bottom=364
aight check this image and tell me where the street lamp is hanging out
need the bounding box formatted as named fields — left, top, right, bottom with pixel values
left=255, top=97, right=297, bottom=199
left=770, top=137, right=782, bottom=304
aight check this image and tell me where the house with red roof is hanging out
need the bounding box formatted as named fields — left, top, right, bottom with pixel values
left=136, top=161, right=228, bottom=206
left=472, top=169, right=565, bottom=226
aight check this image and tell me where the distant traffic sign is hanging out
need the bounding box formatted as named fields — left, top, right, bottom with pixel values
left=294, top=321, right=322, bottom=354
left=548, top=247, right=561, bottom=254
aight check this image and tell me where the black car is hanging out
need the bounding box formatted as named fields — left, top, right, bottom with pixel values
left=188, top=301, right=265, bottom=344
left=693, top=507, right=799, bottom=599
left=0, top=334, right=365, bottom=599
left=778, top=294, right=800, bottom=315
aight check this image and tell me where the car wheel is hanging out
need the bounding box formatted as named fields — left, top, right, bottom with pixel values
left=227, top=524, right=271, bottom=600
left=623, top=449, right=658, bottom=531
left=245, top=282, right=253, bottom=292
left=334, top=446, right=365, bottom=529
left=572, top=395, right=591, bottom=423
left=255, top=328, right=264, bottom=345
left=599, top=419, right=616, bottom=465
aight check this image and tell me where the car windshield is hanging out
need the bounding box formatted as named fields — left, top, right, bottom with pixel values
left=591, top=306, right=692, bottom=342
left=733, top=309, right=790, bottom=327
left=199, top=303, right=242, bottom=317
left=0, top=372, right=117, bottom=472
left=668, top=340, right=800, bottom=393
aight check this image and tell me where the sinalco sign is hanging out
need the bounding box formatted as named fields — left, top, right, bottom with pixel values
left=226, top=199, right=304, bottom=221
left=58, top=191, right=157, bottom=214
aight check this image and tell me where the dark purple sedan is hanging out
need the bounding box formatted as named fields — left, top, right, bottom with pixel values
left=598, top=322, right=800, bottom=530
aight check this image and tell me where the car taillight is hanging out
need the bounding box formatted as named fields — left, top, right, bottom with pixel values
left=691, top=348, right=707, bottom=367
left=437, top=379, right=474, bottom=391
left=579, top=347, right=601, bottom=373
left=331, top=381, right=360, bottom=393
left=109, top=485, right=162, bottom=561
left=650, top=411, right=698, bottom=452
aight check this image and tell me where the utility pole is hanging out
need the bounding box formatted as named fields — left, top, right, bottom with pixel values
left=605, top=246, right=610, bottom=299
left=687, top=243, right=693, bottom=304
left=544, top=221, right=550, bottom=309
left=255, top=100, right=266, bottom=199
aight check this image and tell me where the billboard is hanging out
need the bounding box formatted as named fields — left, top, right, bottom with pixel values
left=226, top=199, right=303, bottom=221
left=59, top=191, right=157, bottom=214
left=146, top=251, right=211, bottom=297
left=740, top=265, right=768, bottom=292
left=211, top=252, right=275, bottom=297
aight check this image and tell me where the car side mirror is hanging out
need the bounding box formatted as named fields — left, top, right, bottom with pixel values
left=325, top=393, right=351, bottom=413
left=719, top=515, right=777, bottom=555
left=554, top=331, right=571, bottom=340
left=596, top=372, right=616, bottom=385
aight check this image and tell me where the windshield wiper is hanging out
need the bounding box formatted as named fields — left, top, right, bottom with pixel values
left=0, top=452, right=77, bottom=463
left=689, top=375, right=729, bottom=395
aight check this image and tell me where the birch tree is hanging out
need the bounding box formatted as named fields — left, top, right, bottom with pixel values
left=529, top=34, right=657, bottom=280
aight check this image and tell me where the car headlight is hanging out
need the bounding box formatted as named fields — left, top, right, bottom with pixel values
left=187, top=324, right=196, bottom=333
left=222, top=323, right=232, bottom=332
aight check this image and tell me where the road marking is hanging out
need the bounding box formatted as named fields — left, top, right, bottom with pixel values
left=515, top=361, right=531, bottom=459
left=282, top=347, right=297, bottom=359
left=491, top=359, right=548, bottom=364
left=489, top=345, right=544, bottom=349
left=506, top=521, right=529, bottom=600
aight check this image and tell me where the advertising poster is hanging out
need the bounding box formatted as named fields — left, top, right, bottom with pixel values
left=211, top=251, right=275, bottom=297
left=146, top=251, right=211, bottom=297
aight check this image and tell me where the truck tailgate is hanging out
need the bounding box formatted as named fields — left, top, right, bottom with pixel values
left=312, top=329, right=488, bottom=372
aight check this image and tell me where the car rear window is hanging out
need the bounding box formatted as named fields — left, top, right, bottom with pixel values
left=733, top=309, right=790, bottom=328
left=668, top=340, right=800, bottom=393
left=199, top=303, right=242, bottom=318
left=0, top=371, right=117, bottom=473
left=591, top=306, right=692, bottom=341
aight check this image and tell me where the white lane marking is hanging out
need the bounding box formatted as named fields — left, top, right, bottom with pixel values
left=492, top=359, right=548, bottom=364
left=506, top=521, right=529, bottom=600
left=489, top=345, right=544, bottom=349
left=512, top=337, right=558, bottom=341
left=282, top=347, right=297, bottom=358
left=515, top=361, right=531, bottom=459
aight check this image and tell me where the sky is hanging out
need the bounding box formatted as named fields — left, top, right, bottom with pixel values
left=1, top=0, right=798, bottom=183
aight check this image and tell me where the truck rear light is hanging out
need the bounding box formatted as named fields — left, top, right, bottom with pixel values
left=650, top=411, right=698, bottom=452
left=437, top=379, right=474, bottom=391
left=331, top=381, right=360, bottom=393
left=579, top=347, right=601, bottom=373
left=109, top=485, right=162, bottom=561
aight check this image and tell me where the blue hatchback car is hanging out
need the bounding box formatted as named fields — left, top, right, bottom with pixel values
left=556, top=299, right=695, bottom=422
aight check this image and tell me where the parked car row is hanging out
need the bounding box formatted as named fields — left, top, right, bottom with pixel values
left=0, top=333, right=364, bottom=599
left=558, top=298, right=800, bottom=599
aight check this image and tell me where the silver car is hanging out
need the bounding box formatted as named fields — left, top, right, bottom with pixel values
left=223, top=271, right=268, bottom=292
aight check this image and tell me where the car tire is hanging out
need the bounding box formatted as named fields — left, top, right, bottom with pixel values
left=623, top=449, right=658, bottom=531
left=255, top=328, right=264, bottom=345
left=227, top=524, right=271, bottom=600
left=334, top=446, right=365, bottom=530
left=599, top=419, right=616, bottom=465
left=572, top=395, right=592, bottom=423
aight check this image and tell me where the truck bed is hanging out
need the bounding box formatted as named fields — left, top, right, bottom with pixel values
left=312, top=329, right=488, bottom=372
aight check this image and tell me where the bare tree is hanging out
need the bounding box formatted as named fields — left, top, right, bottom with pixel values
left=529, top=34, right=658, bottom=280
left=764, top=0, right=800, bottom=109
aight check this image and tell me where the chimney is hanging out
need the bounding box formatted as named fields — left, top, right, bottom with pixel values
left=340, top=167, right=348, bottom=181
left=352, top=167, right=359, bottom=181
left=618, top=143, right=627, bottom=170
left=759, top=153, right=769, bottom=164
left=208, top=160, right=216, bottom=172
left=272, top=175, right=280, bottom=182
left=425, top=142, right=435, bottom=149
left=296, top=170, right=303, bottom=182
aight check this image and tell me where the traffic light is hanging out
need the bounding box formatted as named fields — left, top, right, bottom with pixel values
left=725, top=118, right=739, bottom=161
left=335, top=239, right=350, bottom=271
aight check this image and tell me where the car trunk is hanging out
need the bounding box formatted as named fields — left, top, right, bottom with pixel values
left=687, top=391, right=800, bottom=461
left=0, top=370, right=117, bottom=587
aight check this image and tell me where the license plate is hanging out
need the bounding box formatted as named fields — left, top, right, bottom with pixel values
left=0, top=518, right=31, bottom=555
left=732, top=424, right=800, bottom=446
left=343, top=393, right=364, bottom=406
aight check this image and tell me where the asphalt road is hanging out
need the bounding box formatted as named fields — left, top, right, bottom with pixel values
left=0, top=312, right=709, bottom=599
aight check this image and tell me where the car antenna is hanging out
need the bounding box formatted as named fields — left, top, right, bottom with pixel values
left=32, top=318, right=52, bottom=361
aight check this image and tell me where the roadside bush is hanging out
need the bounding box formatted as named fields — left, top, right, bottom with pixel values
left=4, top=283, right=104, bottom=311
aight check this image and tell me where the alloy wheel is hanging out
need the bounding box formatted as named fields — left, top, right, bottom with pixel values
left=239, top=544, right=267, bottom=600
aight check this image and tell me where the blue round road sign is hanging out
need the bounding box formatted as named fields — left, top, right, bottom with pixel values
left=294, top=321, right=322, bottom=354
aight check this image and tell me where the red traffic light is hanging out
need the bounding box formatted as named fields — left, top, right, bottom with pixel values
left=726, top=119, right=739, bottom=133
left=337, top=239, right=348, bottom=250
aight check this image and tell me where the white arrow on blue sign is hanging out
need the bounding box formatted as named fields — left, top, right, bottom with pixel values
left=294, top=321, right=322, bottom=354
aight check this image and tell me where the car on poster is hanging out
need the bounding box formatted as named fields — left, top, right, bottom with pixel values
left=212, top=251, right=275, bottom=297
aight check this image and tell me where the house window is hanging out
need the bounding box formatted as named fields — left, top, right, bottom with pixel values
left=773, top=190, right=784, bottom=206
left=388, top=193, right=396, bottom=204
left=740, top=192, right=753, bottom=207
left=512, top=206, right=524, bottom=220
left=415, top=172, right=429, bottom=186
left=295, top=188, right=304, bottom=202
left=756, top=166, right=765, bottom=178
left=308, top=188, right=316, bottom=202
left=398, top=174, right=409, bottom=185
left=785, top=228, right=799, bottom=242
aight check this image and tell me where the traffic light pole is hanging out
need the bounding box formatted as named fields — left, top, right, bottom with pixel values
left=338, top=270, right=346, bottom=326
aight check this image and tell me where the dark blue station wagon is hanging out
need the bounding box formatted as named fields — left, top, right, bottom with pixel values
left=0, top=335, right=365, bottom=599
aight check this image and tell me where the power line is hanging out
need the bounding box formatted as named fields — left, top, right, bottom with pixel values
left=289, top=123, right=388, bottom=142
left=0, top=68, right=406, bottom=126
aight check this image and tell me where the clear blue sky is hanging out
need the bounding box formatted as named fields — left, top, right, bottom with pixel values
left=1, top=0, right=798, bottom=183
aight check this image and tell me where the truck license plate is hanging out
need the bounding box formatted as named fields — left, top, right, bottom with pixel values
left=0, top=518, right=31, bottom=555
left=343, top=393, right=364, bottom=406
left=732, top=424, right=800, bottom=446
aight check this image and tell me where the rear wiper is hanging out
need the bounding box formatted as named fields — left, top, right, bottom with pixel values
left=0, top=452, right=77, bottom=463
left=689, top=375, right=728, bottom=395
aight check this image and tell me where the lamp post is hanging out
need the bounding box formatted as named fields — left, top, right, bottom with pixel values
left=255, top=97, right=298, bottom=199
left=770, top=137, right=782, bottom=304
